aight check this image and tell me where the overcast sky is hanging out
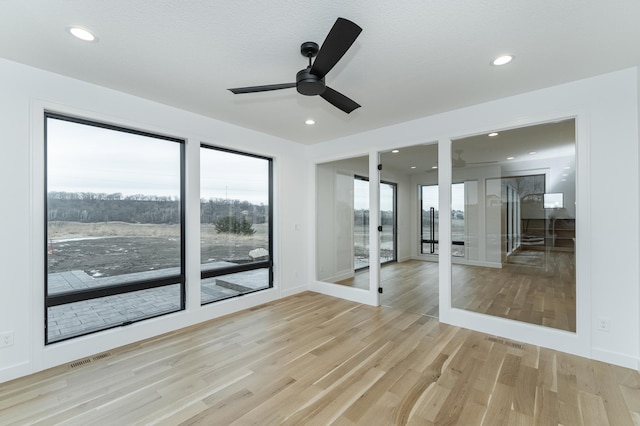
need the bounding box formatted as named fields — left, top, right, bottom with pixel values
left=421, top=183, right=465, bottom=211
left=47, top=118, right=270, bottom=205
left=353, top=179, right=395, bottom=211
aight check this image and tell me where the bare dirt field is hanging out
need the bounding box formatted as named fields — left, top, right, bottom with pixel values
left=48, top=222, right=269, bottom=277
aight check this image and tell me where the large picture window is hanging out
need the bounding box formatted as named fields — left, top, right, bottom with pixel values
left=200, top=145, right=273, bottom=304
left=45, top=113, right=185, bottom=344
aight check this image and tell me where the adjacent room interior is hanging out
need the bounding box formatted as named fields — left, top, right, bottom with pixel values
left=317, top=120, right=575, bottom=333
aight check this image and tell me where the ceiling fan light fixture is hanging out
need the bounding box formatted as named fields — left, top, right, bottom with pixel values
left=492, top=55, right=513, bottom=66
left=67, top=26, right=97, bottom=42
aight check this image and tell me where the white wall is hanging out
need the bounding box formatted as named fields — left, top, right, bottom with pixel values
left=307, top=67, right=640, bottom=369
left=0, top=58, right=308, bottom=383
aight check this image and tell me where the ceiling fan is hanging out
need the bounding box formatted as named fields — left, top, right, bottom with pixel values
left=453, top=149, right=498, bottom=168
left=228, top=17, right=362, bottom=114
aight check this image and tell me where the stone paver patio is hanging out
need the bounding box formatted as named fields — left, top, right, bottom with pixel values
left=47, top=263, right=268, bottom=342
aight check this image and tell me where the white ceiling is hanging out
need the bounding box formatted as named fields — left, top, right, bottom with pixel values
left=1, top=1, right=639, bottom=145
left=380, top=119, right=575, bottom=175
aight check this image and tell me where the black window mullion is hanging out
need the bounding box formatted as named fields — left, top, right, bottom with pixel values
left=46, top=275, right=183, bottom=307
left=201, top=260, right=272, bottom=280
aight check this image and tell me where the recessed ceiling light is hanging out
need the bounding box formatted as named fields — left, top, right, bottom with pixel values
left=528, top=151, right=537, bottom=155
left=561, top=179, right=567, bottom=182
left=564, top=166, right=571, bottom=169
left=67, top=26, right=97, bottom=42
left=391, top=149, right=399, bottom=153
left=432, top=165, right=438, bottom=169
left=562, top=173, right=568, bottom=177
left=305, top=119, right=315, bottom=125
left=410, top=166, right=417, bottom=169
left=492, top=55, right=513, bottom=66
left=507, top=156, right=515, bottom=160
left=488, top=132, right=499, bottom=137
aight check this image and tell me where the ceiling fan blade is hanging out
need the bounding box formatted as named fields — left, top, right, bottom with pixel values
left=228, top=83, right=295, bottom=94
left=320, top=86, right=361, bottom=113
left=310, top=17, right=362, bottom=78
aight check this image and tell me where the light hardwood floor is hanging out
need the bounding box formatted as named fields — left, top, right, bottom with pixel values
left=337, top=250, right=576, bottom=332
left=337, top=260, right=440, bottom=317
left=1, top=292, right=637, bottom=425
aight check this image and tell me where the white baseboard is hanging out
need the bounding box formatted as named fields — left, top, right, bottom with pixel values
left=591, top=348, right=640, bottom=370
left=281, top=285, right=308, bottom=298
left=0, top=361, right=31, bottom=384
left=457, top=259, right=502, bottom=268
left=319, top=270, right=354, bottom=283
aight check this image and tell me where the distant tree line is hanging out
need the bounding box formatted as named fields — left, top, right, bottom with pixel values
left=353, top=209, right=395, bottom=226
left=47, top=192, right=268, bottom=225
left=420, top=209, right=464, bottom=221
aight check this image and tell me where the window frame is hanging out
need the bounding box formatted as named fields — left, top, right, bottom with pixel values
left=44, top=112, right=186, bottom=344
left=199, top=144, right=274, bottom=304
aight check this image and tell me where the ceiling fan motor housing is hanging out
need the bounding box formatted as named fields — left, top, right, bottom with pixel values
left=227, top=18, right=362, bottom=112
left=296, top=68, right=326, bottom=96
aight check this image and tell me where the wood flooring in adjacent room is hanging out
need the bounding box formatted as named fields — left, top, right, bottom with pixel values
left=337, top=251, right=576, bottom=332
left=1, top=292, right=637, bottom=425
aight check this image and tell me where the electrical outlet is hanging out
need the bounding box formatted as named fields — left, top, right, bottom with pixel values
left=0, top=331, right=14, bottom=348
left=597, top=317, right=610, bottom=332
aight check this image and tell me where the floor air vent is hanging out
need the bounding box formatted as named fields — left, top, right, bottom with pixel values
left=92, top=352, right=112, bottom=361
left=69, top=358, right=92, bottom=369
left=486, top=336, right=524, bottom=350
left=68, top=352, right=112, bottom=369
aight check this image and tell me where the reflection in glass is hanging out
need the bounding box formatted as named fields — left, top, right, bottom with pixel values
left=450, top=120, right=576, bottom=332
